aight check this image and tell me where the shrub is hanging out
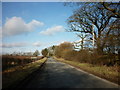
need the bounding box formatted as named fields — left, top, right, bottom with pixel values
left=62, top=50, right=77, bottom=61
left=2, top=55, right=34, bottom=71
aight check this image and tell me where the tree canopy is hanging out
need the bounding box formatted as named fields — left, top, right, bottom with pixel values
left=41, top=48, right=48, bottom=57
left=67, top=2, right=120, bottom=54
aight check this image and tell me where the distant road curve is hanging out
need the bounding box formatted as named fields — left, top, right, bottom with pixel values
left=19, top=57, right=119, bottom=88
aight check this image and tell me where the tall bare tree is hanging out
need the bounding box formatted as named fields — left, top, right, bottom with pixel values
left=73, top=34, right=89, bottom=50
left=67, top=2, right=120, bottom=54
left=100, top=2, right=120, bottom=18
left=33, top=50, right=40, bottom=56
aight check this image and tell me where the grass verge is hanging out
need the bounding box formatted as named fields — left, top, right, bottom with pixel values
left=53, top=56, right=119, bottom=85
left=2, top=57, right=47, bottom=88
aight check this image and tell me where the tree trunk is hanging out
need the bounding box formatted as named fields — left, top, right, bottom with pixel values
left=96, top=44, right=104, bottom=55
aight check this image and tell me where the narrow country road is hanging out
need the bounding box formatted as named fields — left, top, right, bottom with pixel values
left=19, top=57, right=119, bottom=88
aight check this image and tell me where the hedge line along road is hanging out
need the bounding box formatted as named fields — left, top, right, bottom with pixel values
left=19, top=57, right=119, bottom=88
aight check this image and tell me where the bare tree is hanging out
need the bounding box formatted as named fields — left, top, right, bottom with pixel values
left=54, top=42, right=74, bottom=58
left=73, top=34, right=89, bottom=50
left=67, top=2, right=120, bottom=54
left=33, top=50, right=40, bottom=56
left=104, top=18, right=120, bottom=54
left=100, top=2, right=120, bottom=18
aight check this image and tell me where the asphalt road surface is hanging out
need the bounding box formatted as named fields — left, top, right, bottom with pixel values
left=20, top=57, right=119, bottom=88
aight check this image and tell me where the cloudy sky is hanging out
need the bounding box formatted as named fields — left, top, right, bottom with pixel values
left=1, top=2, right=80, bottom=54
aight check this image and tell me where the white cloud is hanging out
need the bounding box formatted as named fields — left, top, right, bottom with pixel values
left=1, top=42, right=28, bottom=48
left=27, top=19, right=44, bottom=29
left=3, top=17, right=44, bottom=37
left=33, top=41, right=42, bottom=47
left=40, top=25, right=64, bottom=35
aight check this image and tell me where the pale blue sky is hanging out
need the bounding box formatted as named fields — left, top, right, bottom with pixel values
left=2, top=2, right=80, bottom=54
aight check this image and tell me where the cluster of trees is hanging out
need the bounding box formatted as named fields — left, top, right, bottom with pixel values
left=33, top=50, right=40, bottom=56
left=66, top=2, right=120, bottom=55
left=41, top=46, right=56, bottom=57
left=41, top=2, right=120, bottom=66
left=45, top=42, right=119, bottom=66
left=41, top=48, right=48, bottom=57
left=54, top=42, right=74, bottom=58
left=4, top=50, right=40, bottom=57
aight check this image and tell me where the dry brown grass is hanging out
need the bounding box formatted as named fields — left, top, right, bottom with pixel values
left=54, top=56, right=120, bottom=85
left=2, top=57, right=47, bottom=88
left=2, top=55, right=44, bottom=71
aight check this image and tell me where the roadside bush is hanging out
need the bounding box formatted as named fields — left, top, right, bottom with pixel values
left=60, top=49, right=117, bottom=66
left=41, top=48, right=48, bottom=57
left=53, top=42, right=118, bottom=67
left=74, top=50, right=91, bottom=63
left=54, top=42, right=74, bottom=58
left=62, top=50, right=77, bottom=61
left=2, top=55, right=38, bottom=71
left=87, top=53, right=118, bottom=66
left=54, top=46, right=62, bottom=58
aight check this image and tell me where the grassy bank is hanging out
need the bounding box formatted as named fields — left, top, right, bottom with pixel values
left=54, top=56, right=119, bottom=85
left=2, top=57, right=47, bottom=88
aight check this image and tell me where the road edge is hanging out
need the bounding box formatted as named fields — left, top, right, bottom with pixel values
left=53, top=57, right=120, bottom=88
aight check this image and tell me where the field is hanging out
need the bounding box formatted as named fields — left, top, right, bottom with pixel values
left=2, top=55, right=46, bottom=88
left=2, top=55, right=44, bottom=71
